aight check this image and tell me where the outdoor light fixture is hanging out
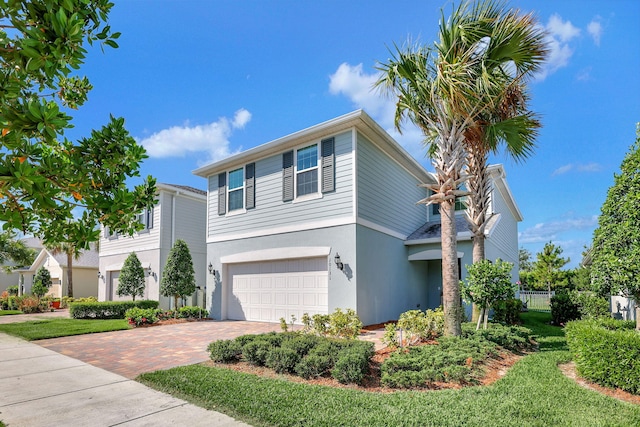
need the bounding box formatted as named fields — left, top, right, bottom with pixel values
left=208, top=262, right=216, bottom=276
left=97, top=271, right=104, bottom=280
left=147, top=265, right=157, bottom=280
left=334, top=253, right=344, bottom=271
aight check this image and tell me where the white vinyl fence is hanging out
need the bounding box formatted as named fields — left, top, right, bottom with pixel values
left=519, top=290, right=555, bottom=312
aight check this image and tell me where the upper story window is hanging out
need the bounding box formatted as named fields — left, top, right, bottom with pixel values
left=217, top=163, right=255, bottom=215
left=282, top=137, right=334, bottom=202
left=431, top=197, right=467, bottom=216
left=136, top=207, right=154, bottom=230
left=296, top=144, right=318, bottom=197
left=228, top=168, right=244, bottom=211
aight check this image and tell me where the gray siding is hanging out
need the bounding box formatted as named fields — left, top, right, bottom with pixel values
left=207, top=131, right=354, bottom=239
left=355, top=225, right=429, bottom=325
left=357, top=133, right=427, bottom=236
left=207, top=224, right=357, bottom=320
left=99, top=203, right=162, bottom=256
left=485, top=186, right=519, bottom=280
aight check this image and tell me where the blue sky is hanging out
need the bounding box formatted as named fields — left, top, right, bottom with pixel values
left=66, top=0, right=640, bottom=268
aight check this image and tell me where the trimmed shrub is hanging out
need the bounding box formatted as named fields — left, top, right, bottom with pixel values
left=397, top=308, right=445, bottom=344
left=208, top=339, right=242, bottom=363
left=242, top=340, right=273, bottom=366
left=492, top=298, right=523, bottom=325
left=70, top=300, right=159, bottom=319
left=265, top=347, right=300, bottom=374
left=381, top=336, right=498, bottom=388
left=281, top=334, right=321, bottom=357
left=327, top=308, right=363, bottom=339
left=381, top=322, right=399, bottom=349
left=295, top=354, right=333, bottom=379
left=462, top=322, right=534, bottom=352
left=573, top=292, right=610, bottom=320
left=16, top=295, right=45, bottom=313
left=1, top=293, right=19, bottom=310
left=550, top=291, right=580, bottom=325
left=177, top=306, right=209, bottom=319
left=125, top=307, right=160, bottom=326
left=566, top=319, right=640, bottom=394
left=332, top=347, right=370, bottom=384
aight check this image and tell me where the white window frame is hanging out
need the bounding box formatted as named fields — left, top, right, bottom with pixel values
left=227, top=167, right=246, bottom=215
left=136, top=207, right=154, bottom=233
left=293, top=143, right=322, bottom=203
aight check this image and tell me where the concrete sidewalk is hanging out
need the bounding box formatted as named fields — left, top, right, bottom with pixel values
left=0, top=333, right=250, bottom=427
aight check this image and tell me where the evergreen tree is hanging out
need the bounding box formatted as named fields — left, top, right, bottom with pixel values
left=160, top=240, right=195, bottom=314
left=591, top=125, right=640, bottom=329
left=116, top=252, right=145, bottom=301
left=531, top=242, right=570, bottom=296
left=32, top=267, right=52, bottom=299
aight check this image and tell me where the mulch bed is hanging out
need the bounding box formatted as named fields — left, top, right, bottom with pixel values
left=134, top=317, right=213, bottom=328
left=205, top=344, right=522, bottom=393
left=559, top=362, right=640, bottom=405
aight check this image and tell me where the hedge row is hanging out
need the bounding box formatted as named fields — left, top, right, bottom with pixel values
left=566, top=318, right=640, bottom=394
left=208, top=332, right=375, bottom=385
left=70, top=300, right=159, bottom=319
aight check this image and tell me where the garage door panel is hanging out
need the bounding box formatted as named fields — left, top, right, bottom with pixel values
left=229, top=257, right=328, bottom=322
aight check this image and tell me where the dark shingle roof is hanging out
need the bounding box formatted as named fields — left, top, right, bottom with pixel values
left=406, top=216, right=472, bottom=241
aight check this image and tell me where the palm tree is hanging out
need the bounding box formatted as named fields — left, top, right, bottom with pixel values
left=47, top=241, right=83, bottom=298
left=376, top=1, right=546, bottom=335
left=457, top=1, right=547, bottom=264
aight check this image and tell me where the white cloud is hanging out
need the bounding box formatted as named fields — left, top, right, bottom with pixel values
left=536, top=15, right=580, bottom=81
left=552, top=162, right=602, bottom=176
left=576, top=67, right=592, bottom=82
left=518, top=215, right=598, bottom=244
left=328, top=63, right=430, bottom=163
left=139, top=109, right=251, bottom=163
left=587, top=18, right=603, bottom=46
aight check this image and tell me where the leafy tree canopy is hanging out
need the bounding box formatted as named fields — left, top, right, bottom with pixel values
left=462, top=259, right=515, bottom=329
left=0, top=0, right=156, bottom=248
left=591, top=125, right=640, bottom=308
left=32, top=265, right=51, bottom=298
left=160, top=239, right=195, bottom=310
left=116, top=252, right=145, bottom=301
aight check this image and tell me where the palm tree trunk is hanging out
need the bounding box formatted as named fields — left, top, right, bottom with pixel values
left=67, top=250, right=74, bottom=298
left=441, top=198, right=462, bottom=336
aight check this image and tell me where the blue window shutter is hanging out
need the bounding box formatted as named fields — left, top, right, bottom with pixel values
left=245, top=163, right=255, bottom=209
left=217, top=172, right=227, bottom=215
left=282, top=151, right=294, bottom=201
left=321, top=137, right=335, bottom=193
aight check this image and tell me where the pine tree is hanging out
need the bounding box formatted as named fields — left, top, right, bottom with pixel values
left=117, top=252, right=146, bottom=301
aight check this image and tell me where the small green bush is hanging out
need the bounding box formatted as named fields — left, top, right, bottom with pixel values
left=265, top=347, right=300, bottom=374
left=281, top=334, right=321, bottom=357
left=7, top=285, right=19, bottom=296
left=381, top=322, right=399, bottom=348
left=397, top=308, right=444, bottom=344
left=573, top=292, right=610, bottom=320
left=16, top=295, right=46, bottom=313
left=69, top=300, right=159, bottom=319
left=177, top=306, right=208, bottom=319
left=125, top=307, right=160, bottom=326
left=1, top=294, right=19, bottom=310
left=492, top=298, right=523, bottom=325
left=327, top=308, right=363, bottom=339
left=242, top=340, right=273, bottom=366
left=312, top=314, right=330, bottom=335
left=332, top=347, right=370, bottom=384
left=462, top=322, right=534, bottom=352
left=566, top=318, right=640, bottom=395
left=208, top=339, right=242, bottom=363
left=295, top=354, right=333, bottom=379
left=550, top=291, right=580, bottom=325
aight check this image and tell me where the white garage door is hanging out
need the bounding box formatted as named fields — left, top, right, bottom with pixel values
left=228, top=257, right=328, bottom=322
left=109, top=271, right=127, bottom=301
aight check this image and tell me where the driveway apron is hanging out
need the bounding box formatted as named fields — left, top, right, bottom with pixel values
left=36, top=320, right=285, bottom=378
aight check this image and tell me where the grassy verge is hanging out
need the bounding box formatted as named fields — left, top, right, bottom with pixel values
left=0, top=318, right=130, bottom=340
left=0, top=310, right=23, bottom=316
left=138, top=312, right=640, bottom=426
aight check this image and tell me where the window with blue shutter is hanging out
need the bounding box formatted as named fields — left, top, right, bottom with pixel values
left=282, top=151, right=294, bottom=201
left=321, top=137, right=335, bottom=193
left=217, top=172, right=226, bottom=215
left=245, top=163, right=255, bottom=209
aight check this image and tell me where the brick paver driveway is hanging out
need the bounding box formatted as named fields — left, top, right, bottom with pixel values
left=37, top=320, right=285, bottom=378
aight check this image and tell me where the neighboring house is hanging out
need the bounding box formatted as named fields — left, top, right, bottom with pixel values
left=0, top=237, right=42, bottom=295
left=194, top=110, right=522, bottom=326
left=20, top=245, right=99, bottom=299
left=98, top=183, right=207, bottom=309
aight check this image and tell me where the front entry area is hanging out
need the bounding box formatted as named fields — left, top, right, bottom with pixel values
left=227, top=257, right=328, bottom=323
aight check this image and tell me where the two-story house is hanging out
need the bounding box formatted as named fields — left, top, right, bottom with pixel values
left=194, top=110, right=521, bottom=326
left=98, top=183, right=207, bottom=309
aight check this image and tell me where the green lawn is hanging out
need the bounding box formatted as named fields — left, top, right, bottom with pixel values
left=138, top=312, right=640, bottom=427
left=0, top=310, right=23, bottom=316
left=0, top=318, right=130, bottom=340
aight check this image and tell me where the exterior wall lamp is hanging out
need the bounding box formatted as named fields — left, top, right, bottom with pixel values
left=208, top=262, right=216, bottom=276
left=334, top=253, right=344, bottom=271
left=147, top=265, right=157, bottom=280
left=97, top=271, right=104, bottom=280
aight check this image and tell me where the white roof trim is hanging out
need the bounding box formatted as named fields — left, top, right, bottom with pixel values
left=220, top=247, right=331, bottom=264
left=409, top=250, right=464, bottom=261
left=488, top=164, right=523, bottom=222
